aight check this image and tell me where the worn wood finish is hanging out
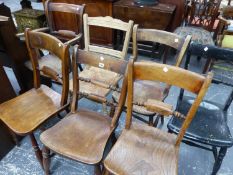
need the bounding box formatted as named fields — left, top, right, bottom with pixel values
left=104, top=60, right=213, bottom=175
left=50, top=0, right=115, bottom=45
left=84, top=14, right=133, bottom=59
left=40, top=45, right=128, bottom=174
left=0, top=30, right=70, bottom=168
left=69, top=14, right=132, bottom=113
left=168, top=43, right=233, bottom=175
left=113, top=26, right=191, bottom=125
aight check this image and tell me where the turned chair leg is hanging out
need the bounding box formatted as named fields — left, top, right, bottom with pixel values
left=9, top=129, right=20, bottom=146
left=94, top=163, right=102, bottom=175
left=148, top=115, right=154, bottom=126
left=42, top=146, right=50, bottom=175
left=211, top=147, right=227, bottom=175
left=29, top=133, right=43, bottom=168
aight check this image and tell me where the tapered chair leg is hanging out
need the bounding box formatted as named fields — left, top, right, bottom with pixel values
left=211, top=147, right=227, bottom=175
left=148, top=115, right=154, bottom=126
left=29, top=133, right=43, bottom=168
left=94, top=163, right=102, bottom=175
left=42, top=146, right=50, bottom=175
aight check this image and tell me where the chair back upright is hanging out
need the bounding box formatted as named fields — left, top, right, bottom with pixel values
left=71, top=46, right=128, bottom=128
left=133, top=25, right=192, bottom=66
left=126, top=60, right=213, bottom=146
left=83, top=13, right=134, bottom=60
left=187, top=0, right=221, bottom=32
left=44, top=0, right=85, bottom=39
left=25, top=29, right=70, bottom=106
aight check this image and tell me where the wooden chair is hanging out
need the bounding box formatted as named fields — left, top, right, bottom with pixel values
left=174, top=0, right=221, bottom=46
left=69, top=14, right=133, bottom=114
left=112, top=25, right=191, bottom=126
left=23, top=1, right=85, bottom=81
left=168, top=43, right=233, bottom=175
left=0, top=29, right=70, bottom=168
left=104, top=60, right=213, bottom=175
left=40, top=45, right=128, bottom=175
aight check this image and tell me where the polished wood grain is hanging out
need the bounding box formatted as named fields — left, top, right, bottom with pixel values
left=40, top=45, right=128, bottom=175
left=104, top=60, right=213, bottom=175
left=0, top=30, right=70, bottom=168
left=113, top=0, right=176, bottom=31
left=50, top=0, right=115, bottom=45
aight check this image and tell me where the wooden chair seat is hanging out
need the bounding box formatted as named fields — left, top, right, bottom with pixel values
left=168, top=96, right=233, bottom=147
left=104, top=122, right=178, bottom=175
left=25, top=54, right=62, bottom=76
left=112, top=80, right=165, bottom=115
left=40, top=108, right=114, bottom=164
left=69, top=66, right=121, bottom=97
left=0, top=85, right=62, bottom=135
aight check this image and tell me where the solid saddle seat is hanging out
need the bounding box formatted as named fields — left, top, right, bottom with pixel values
left=168, top=96, right=233, bottom=147
left=112, top=80, right=165, bottom=115
left=104, top=122, right=178, bottom=175
left=25, top=54, right=62, bottom=77
left=40, top=108, right=114, bottom=164
left=0, top=85, right=62, bottom=135
left=70, top=66, right=121, bottom=97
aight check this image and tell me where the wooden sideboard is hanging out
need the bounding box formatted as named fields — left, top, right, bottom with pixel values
left=50, top=0, right=115, bottom=45
left=113, top=0, right=176, bottom=31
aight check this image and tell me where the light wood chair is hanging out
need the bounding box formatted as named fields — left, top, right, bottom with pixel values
left=0, top=29, right=70, bottom=168
left=104, top=60, right=213, bottom=175
left=112, top=25, right=191, bottom=126
left=40, top=45, right=128, bottom=175
left=69, top=14, right=133, bottom=114
left=23, top=1, right=85, bottom=82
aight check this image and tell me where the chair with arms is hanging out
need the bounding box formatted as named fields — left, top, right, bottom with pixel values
left=112, top=25, right=191, bottom=126
left=40, top=45, right=128, bottom=175
left=168, top=43, right=233, bottom=175
left=175, top=0, right=221, bottom=46
left=104, top=60, right=213, bottom=175
left=69, top=14, right=133, bottom=114
left=23, top=0, right=85, bottom=81
left=0, top=29, right=70, bottom=169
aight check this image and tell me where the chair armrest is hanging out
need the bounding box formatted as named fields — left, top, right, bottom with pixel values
left=144, top=99, right=173, bottom=116
left=64, top=33, right=82, bottom=45
left=16, top=27, right=50, bottom=38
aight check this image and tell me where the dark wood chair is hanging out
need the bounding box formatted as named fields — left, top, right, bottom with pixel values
left=0, top=29, right=70, bottom=168
left=112, top=25, right=191, bottom=125
left=22, top=1, right=85, bottom=81
left=174, top=0, right=221, bottom=46
left=167, top=43, right=233, bottom=175
left=69, top=14, right=133, bottom=114
left=104, top=60, right=213, bottom=175
left=40, top=45, right=128, bottom=175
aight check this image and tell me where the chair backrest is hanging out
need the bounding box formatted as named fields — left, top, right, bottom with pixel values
left=83, top=13, right=134, bottom=59
left=25, top=28, right=70, bottom=106
left=125, top=60, right=213, bottom=146
left=44, top=0, right=85, bottom=35
left=187, top=0, right=221, bottom=32
left=185, top=42, right=233, bottom=110
left=133, top=25, right=192, bottom=66
left=71, top=45, right=128, bottom=127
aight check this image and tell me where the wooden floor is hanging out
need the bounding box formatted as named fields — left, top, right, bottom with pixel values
left=0, top=1, right=233, bottom=174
